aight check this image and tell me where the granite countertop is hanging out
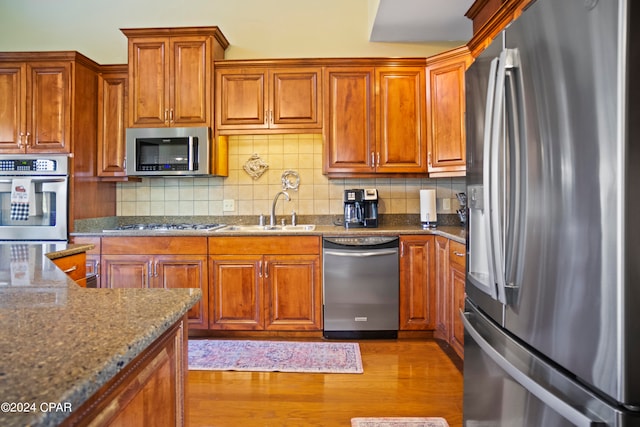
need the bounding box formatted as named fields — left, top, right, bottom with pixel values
left=0, top=243, right=201, bottom=427
left=44, top=243, right=95, bottom=260
left=72, top=216, right=467, bottom=244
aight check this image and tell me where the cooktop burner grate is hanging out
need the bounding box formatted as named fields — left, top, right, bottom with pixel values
left=103, top=223, right=226, bottom=232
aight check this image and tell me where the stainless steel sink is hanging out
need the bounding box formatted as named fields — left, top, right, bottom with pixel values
left=217, top=224, right=316, bottom=233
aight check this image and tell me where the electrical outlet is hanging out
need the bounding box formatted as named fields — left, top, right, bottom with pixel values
left=442, top=198, right=451, bottom=211
left=223, top=199, right=235, bottom=212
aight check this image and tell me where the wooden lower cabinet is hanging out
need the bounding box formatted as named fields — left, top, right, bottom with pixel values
left=449, top=240, right=466, bottom=359
left=61, top=315, right=187, bottom=427
left=51, top=252, right=87, bottom=286
left=399, top=235, right=436, bottom=330
left=101, top=237, right=209, bottom=330
left=434, top=236, right=450, bottom=339
left=70, top=236, right=101, bottom=287
left=434, top=236, right=466, bottom=359
left=209, top=236, right=322, bottom=331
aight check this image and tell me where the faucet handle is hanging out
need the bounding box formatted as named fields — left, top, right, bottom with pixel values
left=291, top=210, right=297, bottom=226
left=258, top=213, right=265, bottom=226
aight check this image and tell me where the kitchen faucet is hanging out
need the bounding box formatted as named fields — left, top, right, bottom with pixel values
left=270, top=191, right=290, bottom=226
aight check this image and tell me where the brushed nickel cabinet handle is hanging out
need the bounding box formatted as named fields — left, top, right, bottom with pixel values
left=63, top=265, right=77, bottom=274
left=258, top=260, right=263, bottom=278
left=453, top=250, right=465, bottom=257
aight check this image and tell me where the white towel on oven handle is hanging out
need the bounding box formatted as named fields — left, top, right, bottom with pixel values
left=10, top=178, right=34, bottom=220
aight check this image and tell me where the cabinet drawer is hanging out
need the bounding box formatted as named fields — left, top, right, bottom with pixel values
left=71, top=236, right=101, bottom=254
left=102, top=237, right=208, bottom=255
left=53, top=253, right=87, bottom=282
left=449, top=241, right=466, bottom=268
left=209, top=236, right=320, bottom=255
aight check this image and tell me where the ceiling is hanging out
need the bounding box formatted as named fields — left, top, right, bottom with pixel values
left=370, top=0, right=475, bottom=43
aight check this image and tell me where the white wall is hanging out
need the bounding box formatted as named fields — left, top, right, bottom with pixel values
left=0, top=0, right=459, bottom=64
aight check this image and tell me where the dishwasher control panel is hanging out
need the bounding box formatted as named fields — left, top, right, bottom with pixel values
left=323, top=236, right=398, bottom=248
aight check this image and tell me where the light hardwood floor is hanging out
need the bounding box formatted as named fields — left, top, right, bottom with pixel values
left=187, top=339, right=463, bottom=427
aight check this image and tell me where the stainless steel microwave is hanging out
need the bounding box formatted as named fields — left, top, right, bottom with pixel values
left=125, top=127, right=211, bottom=176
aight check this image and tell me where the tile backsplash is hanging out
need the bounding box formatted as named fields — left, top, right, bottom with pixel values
left=116, top=134, right=466, bottom=217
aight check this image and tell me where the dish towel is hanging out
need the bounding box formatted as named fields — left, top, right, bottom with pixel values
left=10, top=178, right=32, bottom=221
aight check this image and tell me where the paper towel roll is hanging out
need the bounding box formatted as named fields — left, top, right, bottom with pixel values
left=420, top=189, right=437, bottom=227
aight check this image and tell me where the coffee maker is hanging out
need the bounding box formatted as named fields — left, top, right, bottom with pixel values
left=343, top=189, right=379, bottom=228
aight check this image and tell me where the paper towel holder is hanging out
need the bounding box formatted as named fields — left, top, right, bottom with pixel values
left=420, top=189, right=437, bottom=229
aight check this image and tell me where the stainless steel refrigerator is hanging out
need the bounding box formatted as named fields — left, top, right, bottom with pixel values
left=463, top=0, right=640, bottom=425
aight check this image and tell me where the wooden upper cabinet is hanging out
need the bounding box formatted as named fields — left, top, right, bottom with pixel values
left=122, top=27, right=228, bottom=128
left=215, top=63, right=322, bottom=133
left=0, top=60, right=72, bottom=153
left=324, top=60, right=427, bottom=176
left=426, top=46, right=471, bottom=177
left=324, top=67, right=375, bottom=173
left=376, top=67, right=427, bottom=173
left=97, top=64, right=128, bottom=177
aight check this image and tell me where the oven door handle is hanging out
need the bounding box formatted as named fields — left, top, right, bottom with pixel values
left=0, top=177, right=66, bottom=183
left=324, top=249, right=398, bottom=258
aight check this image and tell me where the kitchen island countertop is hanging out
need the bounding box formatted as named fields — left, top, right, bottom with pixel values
left=0, top=243, right=201, bottom=427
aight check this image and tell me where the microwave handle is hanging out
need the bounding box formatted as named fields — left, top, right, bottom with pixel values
left=188, top=136, right=195, bottom=171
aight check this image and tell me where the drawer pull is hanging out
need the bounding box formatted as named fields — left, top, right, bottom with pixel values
left=63, top=265, right=78, bottom=274
left=453, top=251, right=465, bottom=257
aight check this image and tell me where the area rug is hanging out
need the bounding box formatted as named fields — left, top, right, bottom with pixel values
left=351, top=418, right=449, bottom=427
left=188, top=340, right=363, bottom=373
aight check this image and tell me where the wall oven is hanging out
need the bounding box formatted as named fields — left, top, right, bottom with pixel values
left=0, top=155, right=68, bottom=242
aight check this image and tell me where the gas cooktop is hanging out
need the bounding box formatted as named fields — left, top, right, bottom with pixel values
left=102, top=223, right=226, bottom=233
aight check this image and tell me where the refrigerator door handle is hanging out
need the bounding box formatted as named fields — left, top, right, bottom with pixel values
left=489, top=50, right=509, bottom=303
left=462, top=310, right=606, bottom=427
left=477, top=57, right=500, bottom=300
left=502, top=48, right=524, bottom=291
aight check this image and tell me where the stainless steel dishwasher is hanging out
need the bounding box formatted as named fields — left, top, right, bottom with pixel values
left=322, top=236, right=399, bottom=339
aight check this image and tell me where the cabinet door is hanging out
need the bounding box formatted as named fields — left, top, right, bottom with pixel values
left=375, top=67, right=428, bottom=173
left=27, top=62, right=71, bottom=153
left=449, top=240, right=466, bottom=359
left=156, top=255, right=208, bottom=329
left=269, top=67, right=322, bottom=129
left=97, top=68, right=127, bottom=177
left=0, top=63, right=26, bottom=152
left=128, top=37, right=169, bottom=127
left=209, top=255, right=264, bottom=330
left=399, top=236, right=436, bottom=330
left=426, top=47, right=470, bottom=176
left=86, top=254, right=101, bottom=288
left=170, top=36, right=211, bottom=127
left=450, top=262, right=465, bottom=359
left=264, top=255, right=322, bottom=330
left=434, top=236, right=450, bottom=339
left=215, top=68, right=267, bottom=130
left=102, top=255, right=152, bottom=289
left=323, top=67, right=375, bottom=174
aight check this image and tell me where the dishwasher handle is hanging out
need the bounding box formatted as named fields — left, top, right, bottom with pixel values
left=324, top=249, right=398, bottom=258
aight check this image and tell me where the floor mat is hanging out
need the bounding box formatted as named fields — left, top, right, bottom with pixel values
left=188, top=339, right=363, bottom=373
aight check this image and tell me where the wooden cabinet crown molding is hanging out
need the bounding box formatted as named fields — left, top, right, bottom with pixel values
left=466, top=0, right=534, bottom=57
left=121, top=26, right=229, bottom=50
left=214, top=57, right=428, bottom=69
left=0, top=50, right=100, bottom=72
